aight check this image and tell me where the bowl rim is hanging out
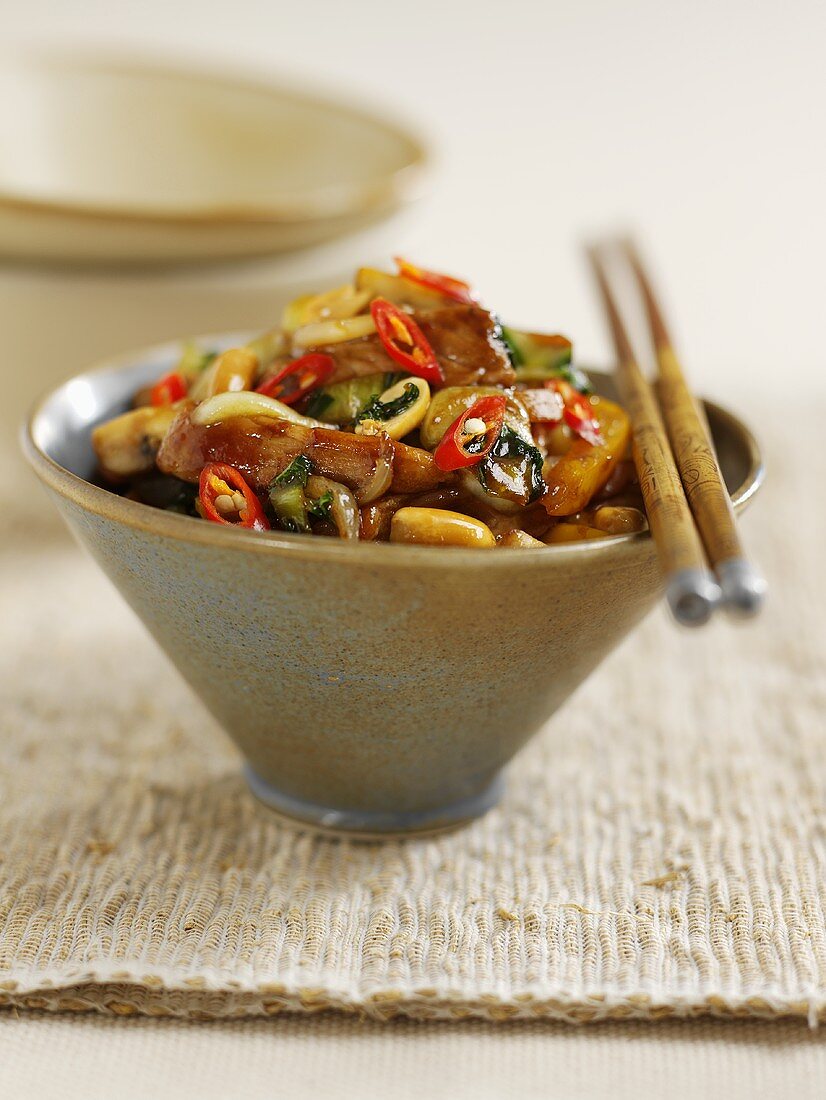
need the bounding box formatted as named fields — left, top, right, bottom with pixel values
left=22, top=334, right=765, bottom=571
left=0, top=51, right=431, bottom=227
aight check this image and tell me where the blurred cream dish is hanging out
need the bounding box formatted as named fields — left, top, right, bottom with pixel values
left=92, top=259, right=647, bottom=548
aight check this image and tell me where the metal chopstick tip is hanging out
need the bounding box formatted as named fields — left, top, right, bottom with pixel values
left=717, top=559, right=767, bottom=619
left=666, top=569, right=722, bottom=628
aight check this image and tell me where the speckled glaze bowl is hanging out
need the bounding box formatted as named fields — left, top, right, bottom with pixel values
left=23, top=338, right=763, bottom=834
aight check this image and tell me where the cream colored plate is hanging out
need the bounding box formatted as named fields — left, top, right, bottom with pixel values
left=0, top=53, right=429, bottom=265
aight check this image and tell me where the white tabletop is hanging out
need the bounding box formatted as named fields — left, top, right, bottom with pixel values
left=3, top=1, right=825, bottom=1095
left=2, top=1012, right=826, bottom=1100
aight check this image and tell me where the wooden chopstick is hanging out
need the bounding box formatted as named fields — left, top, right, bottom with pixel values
left=586, top=245, right=720, bottom=626
left=620, top=238, right=766, bottom=618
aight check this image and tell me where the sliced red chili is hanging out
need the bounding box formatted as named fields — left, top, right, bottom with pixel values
left=433, top=395, right=507, bottom=471
left=198, top=463, right=270, bottom=531
left=394, top=257, right=476, bottom=304
left=550, top=380, right=604, bottom=446
left=150, top=371, right=187, bottom=406
left=255, top=352, right=335, bottom=405
left=370, top=298, right=445, bottom=385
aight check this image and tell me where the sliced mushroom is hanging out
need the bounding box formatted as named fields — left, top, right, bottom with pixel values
left=92, top=404, right=179, bottom=481
left=354, top=377, right=431, bottom=441
left=419, top=386, right=531, bottom=450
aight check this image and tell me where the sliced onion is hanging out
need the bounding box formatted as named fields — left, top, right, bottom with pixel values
left=191, top=391, right=333, bottom=429
left=306, top=476, right=360, bottom=540
left=357, top=431, right=394, bottom=504
left=293, top=314, right=376, bottom=348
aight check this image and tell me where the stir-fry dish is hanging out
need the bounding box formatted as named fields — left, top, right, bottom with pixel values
left=92, top=260, right=648, bottom=548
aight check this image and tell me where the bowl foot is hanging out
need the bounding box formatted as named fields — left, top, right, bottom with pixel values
left=243, top=766, right=504, bottom=838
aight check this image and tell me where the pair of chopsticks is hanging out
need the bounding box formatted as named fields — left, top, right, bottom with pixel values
left=587, top=239, right=765, bottom=627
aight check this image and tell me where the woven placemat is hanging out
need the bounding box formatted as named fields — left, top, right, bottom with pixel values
left=2, top=402, right=825, bottom=1024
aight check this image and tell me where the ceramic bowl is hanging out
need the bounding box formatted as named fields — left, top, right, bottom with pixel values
left=0, top=53, right=429, bottom=265
left=22, top=338, right=763, bottom=834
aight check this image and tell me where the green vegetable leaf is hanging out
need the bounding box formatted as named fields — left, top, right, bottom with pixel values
left=133, top=475, right=198, bottom=515
left=301, top=373, right=403, bottom=425
left=500, top=325, right=525, bottom=368
left=479, top=426, right=546, bottom=503
left=177, top=341, right=217, bottom=381
left=558, top=364, right=593, bottom=395
left=504, top=328, right=579, bottom=387
left=356, top=383, right=418, bottom=424
left=303, top=391, right=334, bottom=420
left=268, top=456, right=314, bottom=532
left=164, top=483, right=199, bottom=516
left=272, top=454, right=312, bottom=489
left=307, top=490, right=333, bottom=520
left=268, top=482, right=310, bottom=533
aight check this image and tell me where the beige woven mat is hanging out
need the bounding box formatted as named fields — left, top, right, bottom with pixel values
left=2, top=398, right=825, bottom=1024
